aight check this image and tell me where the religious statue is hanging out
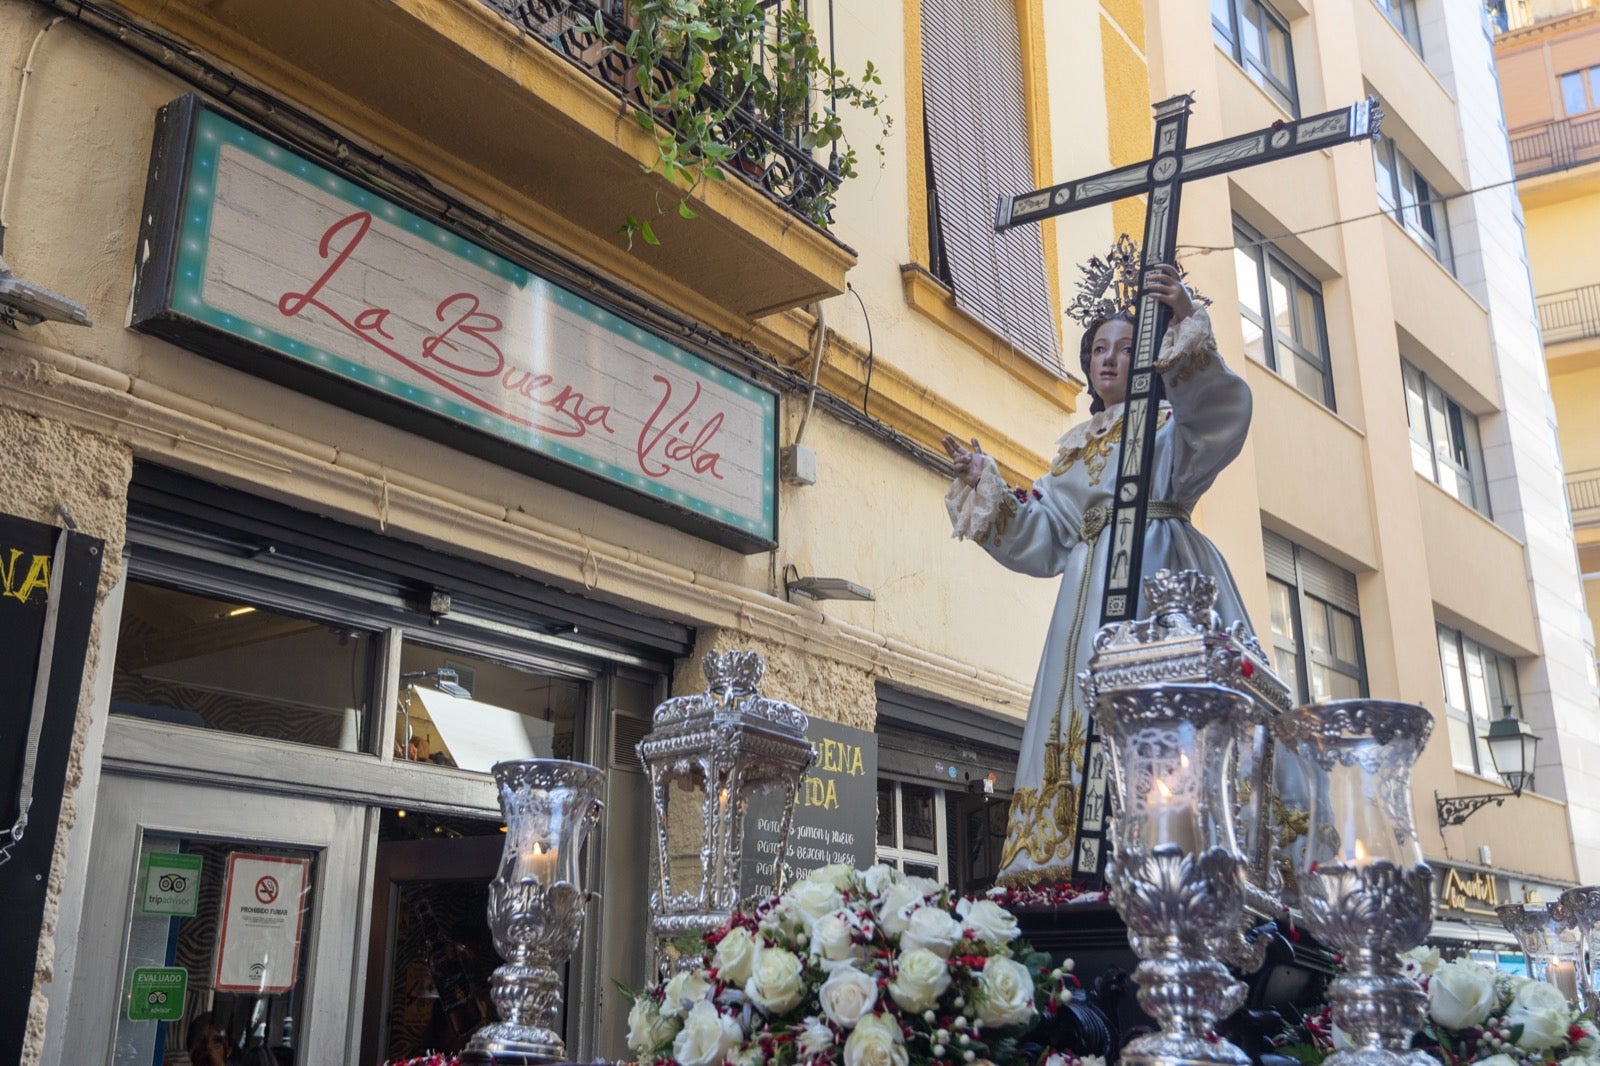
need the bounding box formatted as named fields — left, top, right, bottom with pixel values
left=940, top=242, right=1257, bottom=888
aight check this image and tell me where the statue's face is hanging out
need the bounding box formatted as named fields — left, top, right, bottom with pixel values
left=1089, top=318, right=1134, bottom=407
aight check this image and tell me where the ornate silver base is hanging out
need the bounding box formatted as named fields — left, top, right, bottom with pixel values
left=466, top=960, right=567, bottom=1062
left=463, top=1022, right=566, bottom=1064
left=1121, top=956, right=1251, bottom=1066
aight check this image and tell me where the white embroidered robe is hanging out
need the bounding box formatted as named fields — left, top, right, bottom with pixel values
left=945, top=309, right=1255, bottom=887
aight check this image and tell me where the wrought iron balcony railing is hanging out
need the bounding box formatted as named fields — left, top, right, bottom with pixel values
left=1508, top=112, right=1600, bottom=179
left=1537, top=282, right=1600, bottom=346
left=483, top=0, right=843, bottom=225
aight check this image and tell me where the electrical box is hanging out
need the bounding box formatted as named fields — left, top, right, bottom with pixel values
left=781, top=444, right=817, bottom=486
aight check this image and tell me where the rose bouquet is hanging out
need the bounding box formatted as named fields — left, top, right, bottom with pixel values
left=1414, top=955, right=1599, bottom=1066
left=626, top=862, right=1090, bottom=1066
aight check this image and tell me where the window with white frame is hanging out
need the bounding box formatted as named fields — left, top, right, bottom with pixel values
left=1233, top=219, right=1335, bottom=409
left=1559, top=66, right=1600, bottom=115
left=1374, top=136, right=1453, bottom=271
left=1402, top=360, right=1491, bottom=516
left=1437, top=624, right=1523, bottom=778
left=1372, top=0, right=1423, bottom=55
left=876, top=779, right=947, bottom=882
left=1211, top=0, right=1298, bottom=114
left=1264, top=531, right=1367, bottom=705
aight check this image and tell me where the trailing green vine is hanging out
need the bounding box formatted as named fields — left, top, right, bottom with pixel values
left=586, top=0, right=891, bottom=246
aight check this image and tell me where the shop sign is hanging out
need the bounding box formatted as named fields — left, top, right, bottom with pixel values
left=741, top=719, right=878, bottom=896
left=215, top=853, right=310, bottom=994
left=1439, top=866, right=1501, bottom=914
left=132, top=95, right=778, bottom=553
left=126, top=967, right=187, bottom=1022
left=137, top=851, right=203, bottom=917
left=0, top=513, right=102, bottom=1063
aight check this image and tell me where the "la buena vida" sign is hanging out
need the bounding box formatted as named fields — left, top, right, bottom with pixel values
left=133, top=96, right=777, bottom=552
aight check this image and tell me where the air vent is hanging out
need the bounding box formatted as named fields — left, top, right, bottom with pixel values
left=611, top=710, right=651, bottom=774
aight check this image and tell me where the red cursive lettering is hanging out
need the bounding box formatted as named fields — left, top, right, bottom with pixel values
left=637, top=375, right=726, bottom=480
left=422, top=293, right=504, bottom=378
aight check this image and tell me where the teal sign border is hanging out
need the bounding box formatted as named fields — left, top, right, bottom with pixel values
left=132, top=95, right=778, bottom=552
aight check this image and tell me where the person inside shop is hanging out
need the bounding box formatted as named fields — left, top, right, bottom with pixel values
left=185, top=1012, right=235, bottom=1066
left=939, top=252, right=1255, bottom=888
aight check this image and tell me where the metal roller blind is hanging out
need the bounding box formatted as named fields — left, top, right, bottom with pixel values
left=1263, top=529, right=1359, bottom=615
left=920, top=0, right=1062, bottom=370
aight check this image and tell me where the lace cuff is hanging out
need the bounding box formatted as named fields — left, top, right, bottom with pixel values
left=945, top=457, right=1010, bottom=541
left=1154, top=307, right=1217, bottom=379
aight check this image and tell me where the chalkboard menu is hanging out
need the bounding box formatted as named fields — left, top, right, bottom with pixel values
left=741, top=718, right=877, bottom=899
left=0, top=514, right=103, bottom=1065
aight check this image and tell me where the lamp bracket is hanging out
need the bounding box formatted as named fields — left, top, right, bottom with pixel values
left=1435, top=789, right=1507, bottom=829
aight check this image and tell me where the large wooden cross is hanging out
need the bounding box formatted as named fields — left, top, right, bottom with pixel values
left=995, top=93, right=1382, bottom=887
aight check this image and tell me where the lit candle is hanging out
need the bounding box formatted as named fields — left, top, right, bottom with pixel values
left=1547, top=959, right=1579, bottom=1000
left=1348, top=838, right=1372, bottom=868
left=1147, top=778, right=1203, bottom=854
left=520, top=842, right=558, bottom=885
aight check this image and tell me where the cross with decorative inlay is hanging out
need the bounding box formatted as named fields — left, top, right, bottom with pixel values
left=996, top=93, right=1383, bottom=887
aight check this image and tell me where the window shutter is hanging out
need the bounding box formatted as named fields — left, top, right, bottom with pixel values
left=1263, top=530, right=1297, bottom=583
left=920, top=0, right=1062, bottom=370
left=1263, top=529, right=1359, bottom=614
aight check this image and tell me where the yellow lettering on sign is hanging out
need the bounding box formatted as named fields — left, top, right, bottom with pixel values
left=816, top=737, right=866, bottom=776
left=802, top=775, right=839, bottom=810
left=0, top=548, right=51, bottom=604
left=1442, top=867, right=1498, bottom=912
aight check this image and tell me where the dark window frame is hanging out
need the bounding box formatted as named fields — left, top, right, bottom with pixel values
left=1374, top=136, right=1454, bottom=271
left=1233, top=219, right=1336, bottom=409
left=1372, top=0, right=1424, bottom=55
left=1265, top=537, right=1368, bottom=706
left=1402, top=360, right=1491, bottom=517
left=1212, top=0, right=1300, bottom=115
left=1437, top=624, right=1524, bottom=781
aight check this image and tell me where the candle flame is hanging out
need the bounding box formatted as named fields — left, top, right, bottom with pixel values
left=1352, top=839, right=1369, bottom=864
left=1155, top=778, right=1175, bottom=802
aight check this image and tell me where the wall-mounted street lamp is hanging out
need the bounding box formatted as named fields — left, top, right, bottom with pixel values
left=1435, top=706, right=1541, bottom=828
left=783, top=564, right=874, bottom=603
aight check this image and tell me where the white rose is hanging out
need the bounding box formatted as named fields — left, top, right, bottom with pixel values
left=888, top=947, right=953, bottom=1013
left=798, top=1015, right=836, bottom=1057
left=625, top=995, right=681, bottom=1055
left=975, top=955, right=1036, bottom=1029
left=900, top=905, right=964, bottom=958
left=1428, top=960, right=1498, bottom=1030
left=1508, top=978, right=1572, bottom=1051
left=789, top=880, right=847, bottom=931
left=877, top=881, right=930, bottom=936
left=811, top=908, right=866, bottom=969
left=807, top=863, right=858, bottom=892
left=955, top=898, right=1020, bottom=947
left=1400, top=945, right=1442, bottom=978
left=672, top=999, right=743, bottom=1066
left=731, top=1044, right=764, bottom=1066
left=1476, top=1055, right=1519, bottom=1066
left=662, top=968, right=715, bottom=1018
left=843, top=1012, right=909, bottom=1066
left=745, top=946, right=807, bottom=1015
left=819, top=964, right=880, bottom=1028
left=713, top=926, right=760, bottom=987
left=862, top=864, right=901, bottom=896
left=1575, top=1019, right=1600, bottom=1053
left=1562, top=1057, right=1600, bottom=1066
left=1079, top=1057, right=1107, bottom=1066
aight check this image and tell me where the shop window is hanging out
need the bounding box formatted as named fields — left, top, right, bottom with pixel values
left=1212, top=0, right=1299, bottom=114
left=1438, top=625, right=1523, bottom=778
left=1264, top=531, right=1367, bottom=704
left=1403, top=360, right=1491, bottom=516
left=876, top=780, right=947, bottom=881
left=112, top=580, right=377, bottom=752
left=1234, top=219, right=1336, bottom=409
left=395, top=641, right=584, bottom=771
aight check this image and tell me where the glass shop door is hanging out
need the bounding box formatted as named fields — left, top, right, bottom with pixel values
left=61, top=773, right=366, bottom=1066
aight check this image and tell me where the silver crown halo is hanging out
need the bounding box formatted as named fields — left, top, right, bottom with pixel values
left=1066, top=233, right=1210, bottom=330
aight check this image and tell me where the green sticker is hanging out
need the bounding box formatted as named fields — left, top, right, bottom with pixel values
left=138, top=852, right=203, bottom=916
left=127, top=967, right=187, bottom=1021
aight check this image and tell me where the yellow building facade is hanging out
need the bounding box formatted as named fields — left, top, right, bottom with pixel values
left=1, top=0, right=1594, bottom=1061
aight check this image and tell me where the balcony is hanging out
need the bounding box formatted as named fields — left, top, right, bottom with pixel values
left=1509, top=113, right=1600, bottom=180
left=110, top=0, right=857, bottom=318
left=1568, top=468, right=1600, bottom=524
left=1537, top=282, right=1600, bottom=345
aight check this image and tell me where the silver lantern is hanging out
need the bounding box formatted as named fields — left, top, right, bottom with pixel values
left=1558, top=887, right=1600, bottom=1012
left=636, top=649, right=815, bottom=974
left=465, top=759, right=605, bottom=1065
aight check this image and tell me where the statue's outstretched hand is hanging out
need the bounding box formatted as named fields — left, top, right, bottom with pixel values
left=1145, top=262, right=1195, bottom=323
left=941, top=434, right=987, bottom=490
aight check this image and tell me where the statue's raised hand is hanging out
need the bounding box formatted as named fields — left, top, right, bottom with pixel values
left=940, top=434, right=988, bottom=490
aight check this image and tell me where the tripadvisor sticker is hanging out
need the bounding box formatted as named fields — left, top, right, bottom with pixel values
left=127, top=967, right=187, bottom=1021
left=139, top=852, right=203, bottom=916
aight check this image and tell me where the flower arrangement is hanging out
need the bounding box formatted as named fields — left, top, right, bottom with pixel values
left=625, top=862, right=1096, bottom=1066
left=1273, top=951, right=1599, bottom=1066
left=1414, top=953, right=1598, bottom=1066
